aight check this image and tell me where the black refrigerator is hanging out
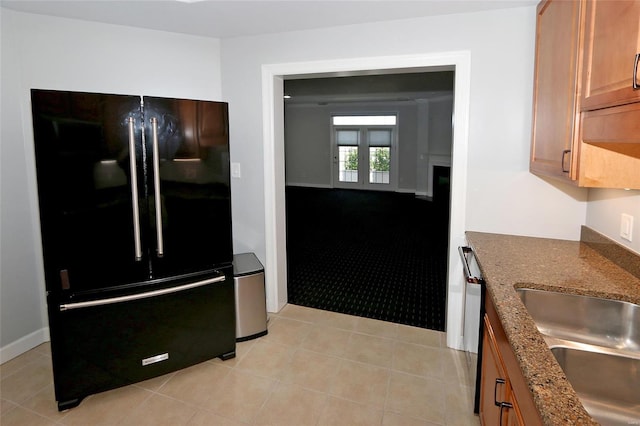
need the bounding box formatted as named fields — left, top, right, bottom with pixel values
left=30, top=89, right=236, bottom=411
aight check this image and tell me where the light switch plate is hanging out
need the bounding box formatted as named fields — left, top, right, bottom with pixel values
left=620, top=213, right=633, bottom=242
left=231, top=162, right=241, bottom=179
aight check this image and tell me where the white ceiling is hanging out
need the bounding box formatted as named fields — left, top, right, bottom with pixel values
left=1, top=0, right=537, bottom=39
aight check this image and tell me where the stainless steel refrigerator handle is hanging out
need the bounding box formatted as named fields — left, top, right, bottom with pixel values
left=128, top=118, right=143, bottom=261
left=59, top=275, right=226, bottom=311
left=150, top=117, right=164, bottom=257
left=458, top=246, right=484, bottom=285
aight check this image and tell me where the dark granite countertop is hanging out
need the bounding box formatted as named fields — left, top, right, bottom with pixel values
left=466, top=227, right=640, bottom=426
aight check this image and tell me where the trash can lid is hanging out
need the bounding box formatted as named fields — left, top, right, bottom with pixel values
left=233, top=252, right=264, bottom=276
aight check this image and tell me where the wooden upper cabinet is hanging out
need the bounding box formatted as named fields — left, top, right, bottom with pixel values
left=579, top=101, right=640, bottom=188
left=530, top=0, right=583, bottom=181
left=530, top=0, right=640, bottom=189
left=578, top=0, right=640, bottom=188
left=581, top=0, right=640, bottom=111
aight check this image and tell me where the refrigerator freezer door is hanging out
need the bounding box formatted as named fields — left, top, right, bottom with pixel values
left=31, top=90, right=149, bottom=294
left=48, top=268, right=236, bottom=411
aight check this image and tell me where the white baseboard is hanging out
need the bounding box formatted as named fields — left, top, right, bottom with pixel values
left=285, top=182, right=332, bottom=189
left=0, top=328, right=50, bottom=364
left=286, top=182, right=420, bottom=195
left=396, top=188, right=417, bottom=194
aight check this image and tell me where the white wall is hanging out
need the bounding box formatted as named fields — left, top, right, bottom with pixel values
left=0, top=8, right=47, bottom=361
left=586, top=189, right=640, bottom=255
left=284, top=102, right=422, bottom=191
left=423, top=96, right=454, bottom=197
left=221, top=6, right=593, bottom=351
left=222, top=6, right=587, bottom=273
left=428, top=97, right=454, bottom=156
left=0, top=9, right=223, bottom=361
left=284, top=106, right=332, bottom=187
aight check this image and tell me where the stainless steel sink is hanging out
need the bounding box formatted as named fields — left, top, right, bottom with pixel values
left=550, top=346, right=640, bottom=426
left=516, top=288, right=640, bottom=425
left=516, top=288, right=640, bottom=353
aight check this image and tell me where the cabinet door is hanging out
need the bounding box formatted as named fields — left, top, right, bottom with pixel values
left=578, top=102, right=640, bottom=189
left=480, top=315, right=510, bottom=425
left=480, top=314, right=526, bottom=426
left=581, top=0, right=640, bottom=110
left=505, top=393, right=526, bottom=426
left=530, top=0, right=583, bottom=180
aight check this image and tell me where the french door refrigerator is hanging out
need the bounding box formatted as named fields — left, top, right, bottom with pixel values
left=30, top=89, right=236, bottom=411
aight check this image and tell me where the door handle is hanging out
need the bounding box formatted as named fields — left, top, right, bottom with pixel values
left=127, top=117, right=142, bottom=261
left=458, top=246, right=484, bottom=285
left=150, top=117, right=164, bottom=258
left=59, top=274, right=226, bottom=311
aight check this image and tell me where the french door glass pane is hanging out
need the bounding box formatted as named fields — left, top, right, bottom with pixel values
left=369, top=147, right=390, bottom=184
left=339, top=146, right=358, bottom=182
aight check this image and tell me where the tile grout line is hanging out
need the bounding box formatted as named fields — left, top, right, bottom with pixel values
left=3, top=306, right=477, bottom=425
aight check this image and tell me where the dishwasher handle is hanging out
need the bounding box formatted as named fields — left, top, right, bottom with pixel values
left=458, top=246, right=485, bottom=285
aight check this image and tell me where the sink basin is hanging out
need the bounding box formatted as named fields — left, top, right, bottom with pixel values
left=515, top=288, right=640, bottom=353
left=516, top=288, right=640, bottom=425
left=551, top=347, right=640, bottom=425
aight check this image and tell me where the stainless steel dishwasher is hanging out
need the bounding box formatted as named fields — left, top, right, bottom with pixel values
left=458, top=245, right=485, bottom=414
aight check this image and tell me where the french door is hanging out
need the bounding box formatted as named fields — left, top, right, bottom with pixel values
left=333, top=125, right=396, bottom=190
left=31, top=89, right=232, bottom=295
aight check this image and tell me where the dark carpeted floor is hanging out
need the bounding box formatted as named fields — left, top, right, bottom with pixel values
left=285, top=186, right=449, bottom=331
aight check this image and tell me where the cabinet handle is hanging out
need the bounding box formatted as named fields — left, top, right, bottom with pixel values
left=499, top=401, right=513, bottom=425
left=494, top=378, right=506, bottom=407
left=634, top=53, right=640, bottom=90
left=561, top=149, right=571, bottom=173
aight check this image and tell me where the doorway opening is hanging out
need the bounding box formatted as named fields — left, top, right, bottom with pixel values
left=283, top=73, right=453, bottom=330
left=261, top=52, right=471, bottom=349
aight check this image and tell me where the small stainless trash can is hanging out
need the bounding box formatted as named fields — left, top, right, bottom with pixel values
left=233, top=253, right=268, bottom=342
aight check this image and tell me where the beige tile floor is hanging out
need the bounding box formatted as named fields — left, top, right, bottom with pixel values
left=1, top=305, right=480, bottom=426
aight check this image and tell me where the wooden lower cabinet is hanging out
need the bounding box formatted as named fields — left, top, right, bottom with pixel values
left=479, top=297, right=542, bottom=425
left=480, top=316, right=522, bottom=425
left=507, top=399, right=525, bottom=426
